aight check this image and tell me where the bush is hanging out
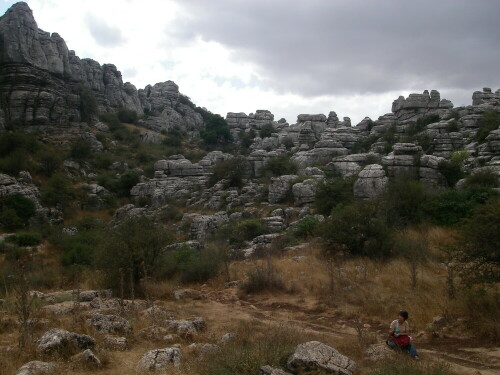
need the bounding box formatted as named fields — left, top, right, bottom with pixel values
left=423, top=186, right=498, bottom=226
left=406, top=114, right=441, bottom=136
left=74, top=84, right=98, bottom=123
left=36, top=148, right=63, bottom=177
left=457, top=197, right=500, bottom=285
left=0, top=194, right=36, bottom=229
left=463, top=169, right=499, bottom=188
left=70, top=139, right=92, bottom=161
left=239, top=130, right=256, bottom=150
left=438, top=150, right=468, bottom=187
left=167, top=247, right=223, bottom=284
left=116, top=170, right=140, bottom=197
left=6, top=232, right=42, bottom=247
left=290, top=216, right=320, bottom=239
left=460, top=289, right=499, bottom=341
left=476, top=111, right=500, bottom=142
left=218, top=219, right=269, bottom=248
left=95, top=217, right=173, bottom=293
left=261, top=155, right=297, bottom=177
left=259, top=124, right=277, bottom=138
left=162, top=127, right=185, bottom=147
left=41, top=173, right=75, bottom=209
left=0, top=132, right=39, bottom=157
left=201, top=114, right=232, bottom=146
left=99, top=112, right=123, bottom=131
left=242, top=263, right=285, bottom=294
left=321, top=203, right=391, bottom=258
left=210, top=157, right=249, bottom=188
left=314, top=177, right=354, bottom=215
left=117, top=108, right=138, bottom=124
left=281, top=137, right=295, bottom=150
left=0, top=149, right=32, bottom=175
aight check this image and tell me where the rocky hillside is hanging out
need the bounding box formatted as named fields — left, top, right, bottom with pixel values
left=0, top=3, right=499, bottom=375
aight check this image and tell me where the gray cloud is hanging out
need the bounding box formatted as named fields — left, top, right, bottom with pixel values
left=85, top=14, right=126, bottom=47
left=174, top=0, right=500, bottom=101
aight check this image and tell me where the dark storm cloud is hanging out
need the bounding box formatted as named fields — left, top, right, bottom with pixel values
left=85, top=14, right=126, bottom=47
left=174, top=0, right=500, bottom=97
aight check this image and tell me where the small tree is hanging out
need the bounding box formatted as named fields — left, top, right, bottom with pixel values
left=259, top=124, right=277, bottom=138
left=209, top=157, right=249, bottom=188
left=201, top=114, right=232, bottom=146
left=457, top=197, right=500, bottom=285
left=70, top=139, right=92, bottom=161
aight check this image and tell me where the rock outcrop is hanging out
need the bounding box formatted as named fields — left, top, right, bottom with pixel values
left=37, top=328, right=95, bottom=356
left=353, top=164, right=389, bottom=199
left=15, top=361, right=57, bottom=375
left=392, top=90, right=453, bottom=121
left=287, top=341, right=356, bottom=375
left=136, top=348, right=182, bottom=373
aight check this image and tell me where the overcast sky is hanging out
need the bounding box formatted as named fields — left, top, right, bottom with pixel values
left=2, top=0, right=499, bottom=124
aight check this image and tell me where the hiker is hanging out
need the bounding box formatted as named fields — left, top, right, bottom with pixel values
left=386, top=310, right=419, bottom=359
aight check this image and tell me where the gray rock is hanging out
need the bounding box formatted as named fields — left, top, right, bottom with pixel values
left=353, top=165, right=388, bottom=199
left=15, top=361, right=57, bottom=375
left=71, top=349, right=101, bottom=368
left=221, top=333, right=237, bottom=343
left=88, top=313, right=132, bottom=334
left=173, top=289, right=201, bottom=300
left=38, top=328, right=95, bottom=355
left=189, top=212, right=229, bottom=241
left=292, top=178, right=320, bottom=206
left=163, top=317, right=206, bottom=337
left=259, top=365, right=293, bottom=375
left=268, top=175, right=297, bottom=204
left=392, top=90, right=453, bottom=121
left=365, top=344, right=395, bottom=361
left=287, top=341, right=356, bottom=375
left=136, top=348, right=182, bottom=373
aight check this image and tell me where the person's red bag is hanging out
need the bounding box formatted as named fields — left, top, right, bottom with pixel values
left=392, top=335, right=411, bottom=348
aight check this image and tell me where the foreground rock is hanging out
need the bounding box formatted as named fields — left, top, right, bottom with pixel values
left=70, top=349, right=101, bottom=369
left=15, top=361, right=57, bottom=375
left=163, top=317, right=206, bottom=338
left=259, top=365, right=293, bottom=375
left=287, top=341, right=356, bottom=375
left=38, top=328, right=95, bottom=356
left=136, top=348, right=182, bottom=373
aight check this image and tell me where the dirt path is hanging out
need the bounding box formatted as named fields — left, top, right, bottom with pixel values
left=202, top=288, right=500, bottom=375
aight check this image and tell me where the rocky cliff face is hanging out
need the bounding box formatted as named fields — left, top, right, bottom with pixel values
left=0, top=2, right=207, bottom=133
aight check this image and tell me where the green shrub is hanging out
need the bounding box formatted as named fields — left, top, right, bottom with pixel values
left=290, top=216, right=320, bottom=239
left=423, top=186, right=498, bottom=226
left=476, top=111, right=500, bottom=142
left=167, top=247, right=223, bottom=284
left=314, top=177, right=354, bottom=215
left=99, top=112, right=123, bottom=131
left=445, top=120, right=459, bottom=132
left=259, top=124, right=277, bottom=138
left=217, top=219, right=269, bottom=248
left=261, top=155, right=297, bottom=177
left=350, top=135, right=378, bottom=154
left=242, top=263, right=285, bottom=294
left=41, top=173, right=75, bottom=209
left=239, top=130, right=256, bottom=150
left=0, top=149, right=33, bottom=175
left=381, top=176, right=428, bottom=227
left=281, top=137, right=295, bottom=150
left=209, top=157, right=248, bottom=188
left=95, top=217, right=173, bottom=293
left=0, top=132, right=39, bottom=157
left=116, top=170, right=140, bottom=197
left=321, top=203, right=391, bottom=258
left=36, top=148, right=63, bottom=177
left=406, top=114, right=441, bottom=136
left=6, top=232, right=42, bottom=247
left=458, top=197, right=500, bottom=285
left=201, top=114, right=232, bottom=146
left=74, top=84, right=98, bottom=123
left=162, top=127, right=185, bottom=147
left=117, top=108, right=138, bottom=123
left=0, top=194, right=36, bottom=229
left=70, top=139, right=92, bottom=161
left=460, top=289, right=499, bottom=341
left=438, top=150, right=468, bottom=187
left=463, top=169, right=499, bottom=188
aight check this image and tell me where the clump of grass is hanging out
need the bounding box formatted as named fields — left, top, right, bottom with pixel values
left=242, top=261, right=286, bottom=294
left=191, top=321, right=304, bottom=375
left=369, top=360, right=453, bottom=375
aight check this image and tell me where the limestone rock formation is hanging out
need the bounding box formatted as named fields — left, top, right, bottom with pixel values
left=268, top=175, right=298, bottom=204
left=392, top=90, right=453, bottom=121
left=353, top=164, right=389, bottom=199
left=287, top=341, right=357, bottom=375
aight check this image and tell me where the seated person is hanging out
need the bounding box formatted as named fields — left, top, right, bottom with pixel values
left=387, top=310, right=419, bottom=359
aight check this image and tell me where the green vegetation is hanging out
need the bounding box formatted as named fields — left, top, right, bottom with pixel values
left=201, top=114, right=232, bottom=146
left=259, top=123, right=277, bottom=138
left=70, top=139, right=92, bottom=160
left=216, top=218, right=269, bottom=248
left=438, top=150, right=468, bottom=187
left=261, top=155, right=298, bottom=178
left=209, top=156, right=248, bottom=188
left=476, top=111, right=500, bottom=142
left=0, top=194, right=36, bottom=230
left=5, top=232, right=42, bottom=247
left=166, top=246, right=223, bottom=284
left=117, top=107, right=138, bottom=124
left=407, top=113, right=441, bottom=136
left=314, top=177, right=354, bottom=215
left=74, top=84, right=98, bottom=123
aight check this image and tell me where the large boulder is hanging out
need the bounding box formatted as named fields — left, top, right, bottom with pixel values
left=136, top=348, right=182, bottom=373
left=292, top=178, right=320, bottom=206
left=268, top=175, right=297, bottom=204
left=353, top=164, right=388, bottom=199
left=37, top=328, right=95, bottom=356
left=15, top=361, right=57, bottom=375
left=287, top=341, right=356, bottom=375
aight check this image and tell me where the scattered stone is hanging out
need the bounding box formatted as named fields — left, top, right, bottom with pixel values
left=87, top=313, right=132, bottom=334
left=259, top=365, right=293, bottom=375
left=102, top=335, right=128, bottom=351
left=70, top=349, right=101, bottom=369
left=221, top=333, right=237, bottom=343
left=173, top=289, right=201, bottom=300
left=365, top=344, right=395, bottom=361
